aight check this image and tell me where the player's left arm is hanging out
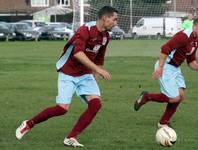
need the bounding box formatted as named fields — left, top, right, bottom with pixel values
left=187, top=50, right=198, bottom=70
left=188, top=61, right=198, bottom=70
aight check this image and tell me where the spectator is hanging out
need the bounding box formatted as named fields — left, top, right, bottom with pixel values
left=181, top=10, right=194, bottom=30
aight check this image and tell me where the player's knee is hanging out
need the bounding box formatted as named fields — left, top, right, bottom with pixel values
left=178, top=89, right=185, bottom=102
left=94, top=100, right=102, bottom=112
left=57, top=104, right=69, bottom=114
left=179, top=95, right=184, bottom=102
left=88, top=98, right=102, bottom=114
left=180, top=93, right=184, bottom=101
left=171, top=95, right=182, bottom=103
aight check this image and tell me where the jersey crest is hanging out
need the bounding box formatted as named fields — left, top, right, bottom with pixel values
left=86, top=44, right=101, bottom=53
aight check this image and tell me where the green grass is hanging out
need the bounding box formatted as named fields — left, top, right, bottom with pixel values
left=0, top=40, right=198, bottom=150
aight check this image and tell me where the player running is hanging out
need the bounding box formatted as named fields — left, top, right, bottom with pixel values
left=134, top=17, right=198, bottom=128
left=16, top=6, right=118, bottom=147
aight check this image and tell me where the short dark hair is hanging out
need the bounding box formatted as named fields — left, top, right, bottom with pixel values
left=97, top=6, right=118, bottom=19
left=193, top=16, right=198, bottom=25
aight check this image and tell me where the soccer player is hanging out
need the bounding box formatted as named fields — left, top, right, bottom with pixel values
left=134, top=17, right=198, bottom=128
left=16, top=6, right=118, bottom=147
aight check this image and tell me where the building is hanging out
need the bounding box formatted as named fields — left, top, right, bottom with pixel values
left=165, top=0, right=198, bottom=16
left=0, top=0, right=74, bottom=22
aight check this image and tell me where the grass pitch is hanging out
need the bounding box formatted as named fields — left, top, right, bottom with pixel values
left=0, top=40, right=198, bottom=150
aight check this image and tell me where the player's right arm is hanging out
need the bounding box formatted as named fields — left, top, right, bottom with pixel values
left=152, top=53, right=167, bottom=80
left=74, top=52, right=111, bottom=80
left=72, top=26, right=111, bottom=80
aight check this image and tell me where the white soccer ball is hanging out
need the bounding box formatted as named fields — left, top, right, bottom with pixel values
left=156, top=126, right=177, bottom=147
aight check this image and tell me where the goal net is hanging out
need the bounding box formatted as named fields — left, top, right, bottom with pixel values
left=72, top=0, right=197, bottom=36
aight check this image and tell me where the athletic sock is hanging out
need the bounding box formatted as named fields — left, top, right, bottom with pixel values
left=67, top=98, right=102, bottom=138
left=27, top=105, right=67, bottom=128
left=144, top=93, right=169, bottom=103
left=159, top=102, right=180, bottom=124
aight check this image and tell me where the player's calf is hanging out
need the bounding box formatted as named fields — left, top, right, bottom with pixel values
left=169, top=95, right=183, bottom=103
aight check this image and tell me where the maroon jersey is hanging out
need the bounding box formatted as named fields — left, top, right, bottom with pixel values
left=56, top=21, right=110, bottom=76
left=161, top=28, right=198, bottom=67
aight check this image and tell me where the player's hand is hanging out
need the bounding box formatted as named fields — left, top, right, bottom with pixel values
left=152, top=66, right=163, bottom=80
left=96, top=68, right=111, bottom=80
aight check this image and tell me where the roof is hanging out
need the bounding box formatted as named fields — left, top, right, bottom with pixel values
left=33, top=5, right=72, bottom=16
